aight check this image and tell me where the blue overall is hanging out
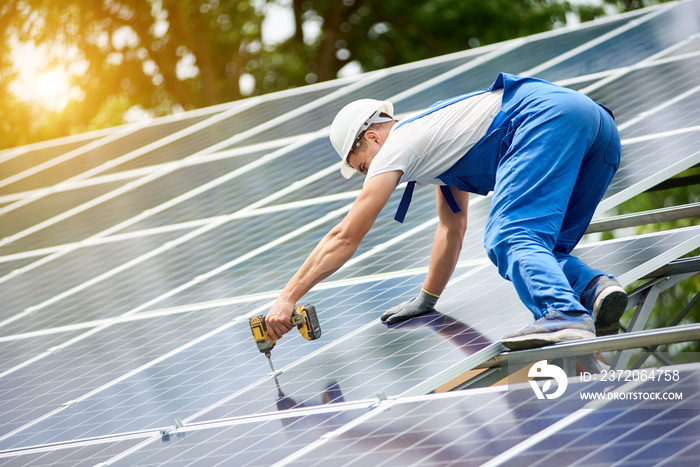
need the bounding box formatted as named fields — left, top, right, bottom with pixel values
left=400, top=73, right=621, bottom=318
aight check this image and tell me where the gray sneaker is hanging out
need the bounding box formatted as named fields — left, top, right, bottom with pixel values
left=580, top=275, right=628, bottom=336
left=501, top=310, right=596, bottom=350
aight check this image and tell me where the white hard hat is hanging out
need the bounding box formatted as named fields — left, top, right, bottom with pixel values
left=330, top=99, right=394, bottom=178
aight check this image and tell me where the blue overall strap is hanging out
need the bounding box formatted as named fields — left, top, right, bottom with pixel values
left=439, top=185, right=461, bottom=213
left=395, top=183, right=461, bottom=223
left=394, top=181, right=415, bottom=223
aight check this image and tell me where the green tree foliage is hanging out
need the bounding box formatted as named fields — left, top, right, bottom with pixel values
left=0, top=0, right=263, bottom=148
left=0, top=0, right=574, bottom=149
left=616, top=166, right=700, bottom=356
left=252, top=0, right=570, bottom=92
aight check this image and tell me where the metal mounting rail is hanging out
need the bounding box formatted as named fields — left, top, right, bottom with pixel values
left=586, top=202, right=700, bottom=234
left=476, top=323, right=700, bottom=369
left=641, top=255, right=700, bottom=279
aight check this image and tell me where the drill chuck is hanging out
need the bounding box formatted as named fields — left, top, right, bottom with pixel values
left=249, top=315, right=276, bottom=354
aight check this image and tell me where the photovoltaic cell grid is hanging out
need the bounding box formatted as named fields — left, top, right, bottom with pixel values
left=7, top=363, right=698, bottom=467
left=0, top=224, right=697, bottom=457
left=293, top=362, right=700, bottom=467
left=1, top=1, right=699, bottom=465
left=0, top=132, right=108, bottom=189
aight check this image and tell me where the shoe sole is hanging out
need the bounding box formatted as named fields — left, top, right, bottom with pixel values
left=502, top=328, right=596, bottom=351
left=593, top=287, right=628, bottom=335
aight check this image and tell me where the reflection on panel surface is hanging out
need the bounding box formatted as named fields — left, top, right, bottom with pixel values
left=543, top=1, right=700, bottom=82
left=511, top=363, right=700, bottom=466
left=300, top=363, right=700, bottom=467
left=0, top=137, right=102, bottom=193
left=6, top=113, right=216, bottom=195
left=0, top=300, right=272, bottom=449
left=115, top=407, right=368, bottom=467
left=89, top=363, right=700, bottom=467
left=0, top=229, right=196, bottom=336
left=245, top=55, right=484, bottom=145
left=0, top=437, right=146, bottom=467
left=588, top=55, right=700, bottom=129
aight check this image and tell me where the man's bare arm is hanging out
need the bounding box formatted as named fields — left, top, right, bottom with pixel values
left=266, top=170, right=402, bottom=340
left=423, top=185, right=469, bottom=296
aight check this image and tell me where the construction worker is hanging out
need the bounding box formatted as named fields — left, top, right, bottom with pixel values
left=266, top=72, right=628, bottom=350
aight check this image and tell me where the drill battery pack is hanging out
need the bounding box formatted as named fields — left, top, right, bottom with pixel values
left=292, top=304, right=322, bottom=341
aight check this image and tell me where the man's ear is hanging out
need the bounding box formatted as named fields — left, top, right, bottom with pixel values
left=364, top=130, right=383, bottom=146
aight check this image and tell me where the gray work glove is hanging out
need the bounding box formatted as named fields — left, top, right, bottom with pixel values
left=380, top=289, right=439, bottom=325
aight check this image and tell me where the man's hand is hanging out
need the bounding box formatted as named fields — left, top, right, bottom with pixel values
left=265, top=171, right=402, bottom=340
left=380, top=289, right=439, bottom=325
left=266, top=298, right=296, bottom=340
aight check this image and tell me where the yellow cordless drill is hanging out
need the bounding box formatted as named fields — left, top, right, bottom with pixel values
left=249, top=304, right=322, bottom=373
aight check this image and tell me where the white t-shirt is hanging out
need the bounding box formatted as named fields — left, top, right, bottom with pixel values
left=366, top=89, right=504, bottom=186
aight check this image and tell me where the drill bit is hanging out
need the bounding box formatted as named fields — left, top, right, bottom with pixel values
left=265, top=352, right=275, bottom=373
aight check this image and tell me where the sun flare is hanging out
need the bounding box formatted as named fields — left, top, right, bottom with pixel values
left=9, top=41, right=85, bottom=113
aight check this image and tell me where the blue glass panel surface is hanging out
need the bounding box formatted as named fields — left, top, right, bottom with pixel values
left=541, top=1, right=700, bottom=82
left=0, top=137, right=101, bottom=194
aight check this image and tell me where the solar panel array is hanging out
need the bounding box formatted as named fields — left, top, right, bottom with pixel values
left=1, top=1, right=700, bottom=464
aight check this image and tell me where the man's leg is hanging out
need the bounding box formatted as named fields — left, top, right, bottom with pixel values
left=553, top=253, right=603, bottom=298
left=554, top=104, right=626, bottom=333
left=483, top=87, right=611, bottom=348
left=485, top=88, right=603, bottom=317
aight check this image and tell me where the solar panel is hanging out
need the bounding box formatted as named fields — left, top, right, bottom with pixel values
left=1, top=1, right=699, bottom=464
left=585, top=56, right=700, bottom=132
left=0, top=111, right=226, bottom=198
left=0, top=437, right=148, bottom=467
left=245, top=53, right=488, bottom=144
left=598, top=130, right=700, bottom=214
left=538, top=1, right=700, bottom=82
left=490, top=362, right=700, bottom=466
left=0, top=132, right=111, bottom=189
left=659, top=34, right=700, bottom=58
left=0, top=225, right=697, bottom=454
left=12, top=361, right=693, bottom=467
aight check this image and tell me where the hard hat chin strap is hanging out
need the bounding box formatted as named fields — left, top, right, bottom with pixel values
left=358, top=111, right=395, bottom=136
left=365, top=111, right=395, bottom=126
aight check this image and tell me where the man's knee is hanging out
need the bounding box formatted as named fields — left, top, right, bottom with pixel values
left=484, top=231, right=526, bottom=272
